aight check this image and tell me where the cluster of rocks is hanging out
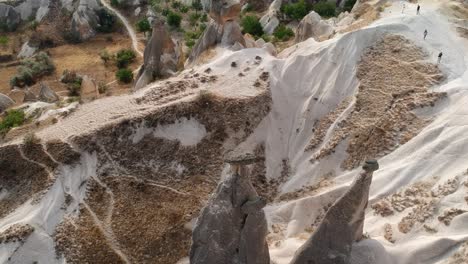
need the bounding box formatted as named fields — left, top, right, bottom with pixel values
left=190, top=154, right=381, bottom=264
left=0, top=0, right=110, bottom=44
left=0, top=82, right=59, bottom=113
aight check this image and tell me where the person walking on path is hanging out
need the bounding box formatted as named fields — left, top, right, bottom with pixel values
left=424, top=29, right=428, bottom=40
left=438, top=52, right=443, bottom=64
left=417, top=5, right=420, bottom=14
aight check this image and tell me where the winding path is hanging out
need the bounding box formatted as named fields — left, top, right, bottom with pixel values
left=100, top=0, right=143, bottom=57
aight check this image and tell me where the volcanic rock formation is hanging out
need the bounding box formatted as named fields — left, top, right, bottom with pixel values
left=290, top=160, right=379, bottom=264
left=295, top=11, right=334, bottom=43
left=0, top=93, right=14, bottom=113
left=187, top=0, right=245, bottom=64
left=134, top=19, right=181, bottom=90
left=190, top=152, right=269, bottom=264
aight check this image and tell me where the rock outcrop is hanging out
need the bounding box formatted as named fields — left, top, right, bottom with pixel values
left=38, top=82, right=59, bottom=103
left=259, top=0, right=281, bottom=34
left=134, top=20, right=181, bottom=90
left=70, top=0, right=100, bottom=41
left=0, top=3, right=21, bottom=31
left=80, top=75, right=99, bottom=101
left=17, top=41, right=37, bottom=59
left=290, top=160, right=379, bottom=264
left=0, top=93, right=14, bottom=113
left=295, top=11, right=334, bottom=43
left=187, top=0, right=245, bottom=64
left=190, top=152, right=269, bottom=264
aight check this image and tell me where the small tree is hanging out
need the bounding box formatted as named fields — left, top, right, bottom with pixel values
left=0, top=109, right=25, bottom=135
left=167, top=11, right=182, bottom=28
left=241, top=16, right=264, bottom=37
left=282, top=0, right=311, bottom=20
left=99, top=50, right=112, bottom=65
left=116, top=49, right=136, bottom=68
left=116, top=68, right=133, bottom=83
left=192, top=0, right=203, bottom=14
left=136, top=18, right=151, bottom=35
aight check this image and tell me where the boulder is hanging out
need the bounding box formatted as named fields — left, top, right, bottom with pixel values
left=134, top=20, right=181, bottom=90
left=255, top=38, right=266, bottom=47
left=244, top=33, right=256, bottom=48
left=262, top=42, right=277, bottom=56
left=295, top=11, right=334, bottom=43
left=14, top=0, right=50, bottom=22
left=259, top=0, right=281, bottom=34
left=18, top=41, right=37, bottom=59
left=8, top=88, right=37, bottom=105
left=80, top=75, right=99, bottom=101
left=290, top=160, right=379, bottom=264
left=38, top=83, right=59, bottom=103
left=0, top=93, right=14, bottom=113
left=0, top=3, right=21, bottom=31
left=190, top=153, right=269, bottom=264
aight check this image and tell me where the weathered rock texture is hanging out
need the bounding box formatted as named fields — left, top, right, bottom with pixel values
left=308, top=35, right=445, bottom=170
left=0, top=93, right=14, bottom=113
left=290, top=160, right=379, bottom=264
left=39, top=82, right=59, bottom=103
left=134, top=20, right=181, bottom=90
left=71, top=0, right=100, bottom=41
left=259, top=0, right=281, bottom=34
left=187, top=0, right=245, bottom=64
left=295, top=11, right=334, bottom=43
left=0, top=3, right=21, bottom=31
left=190, top=153, right=269, bottom=264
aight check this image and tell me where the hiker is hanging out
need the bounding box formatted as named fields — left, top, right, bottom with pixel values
left=438, top=52, right=443, bottom=64
left=424, top=29, right=428, bottom=40
left=417, top=5, right=420, bottom=14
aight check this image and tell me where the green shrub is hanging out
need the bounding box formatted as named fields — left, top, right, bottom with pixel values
left=110, top=0, right=119, bottom=7
left=273, top=24, right=294, bottom=41
left=199, top=23, right=207, bottom=31
left=200, top=13, right=208, bottom=22
left=313, top=1, right=336, bottom=17
left=10, top=52, right=55, bottom=87
left=282, top=0, right=311, bottom=20
left=116, top=68, right=133, bottom=83
left=136, top=18, right=151, bottom=33
left=179, top=5, right=189, bottom=13
left=0, top=109, right=25, bottom=134
left=0, top=36, right=8, bottom=47
left=343, top=0, right=356, bottom=12
left=116, top=49, right=136, bottom=68
left=63, top=30, right=82, bottom=43
left=186, top=39, right=195, bottom=48
left=29, top=21, right=39, bottom=31
left=99, top=49, right=112, bottom=64
left=167, top=11, right=182, bottom=28
left=189, top=13, right=201, bottom=24
left=241, top=15, right=264, bottom=37
left=96, top=9, right=116, bottom=33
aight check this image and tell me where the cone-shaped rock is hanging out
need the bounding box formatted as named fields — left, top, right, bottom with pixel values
left=38, top=83, right=59, bottom=103
left=0, top=93, right=14, bottom=113
left=190, top=152, right=269, bottom=264
left=290, top=160, right=379, bottom=264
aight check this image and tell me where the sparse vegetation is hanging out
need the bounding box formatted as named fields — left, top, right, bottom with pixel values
left=98, top=82, right=108, bottom=94
left=116, top=68, right=133, bottom=83
left=61, top=70, right=83, bottom=96
left=273, top=24, right=294, bottom=41
left=0, top=36, right=8, bottom=48
left=0, top=109, right=25, bottom=135
left=167, top=11, right=182, bottom=28
left=23, top=132, right=41, bottom=146
left=99, top=50, right=112, bottom=65
left=116, top=49, right=136, bottom=68
left=10, top=52, right=55, bottom=88
left=241, top=15, right=264, bottom=37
